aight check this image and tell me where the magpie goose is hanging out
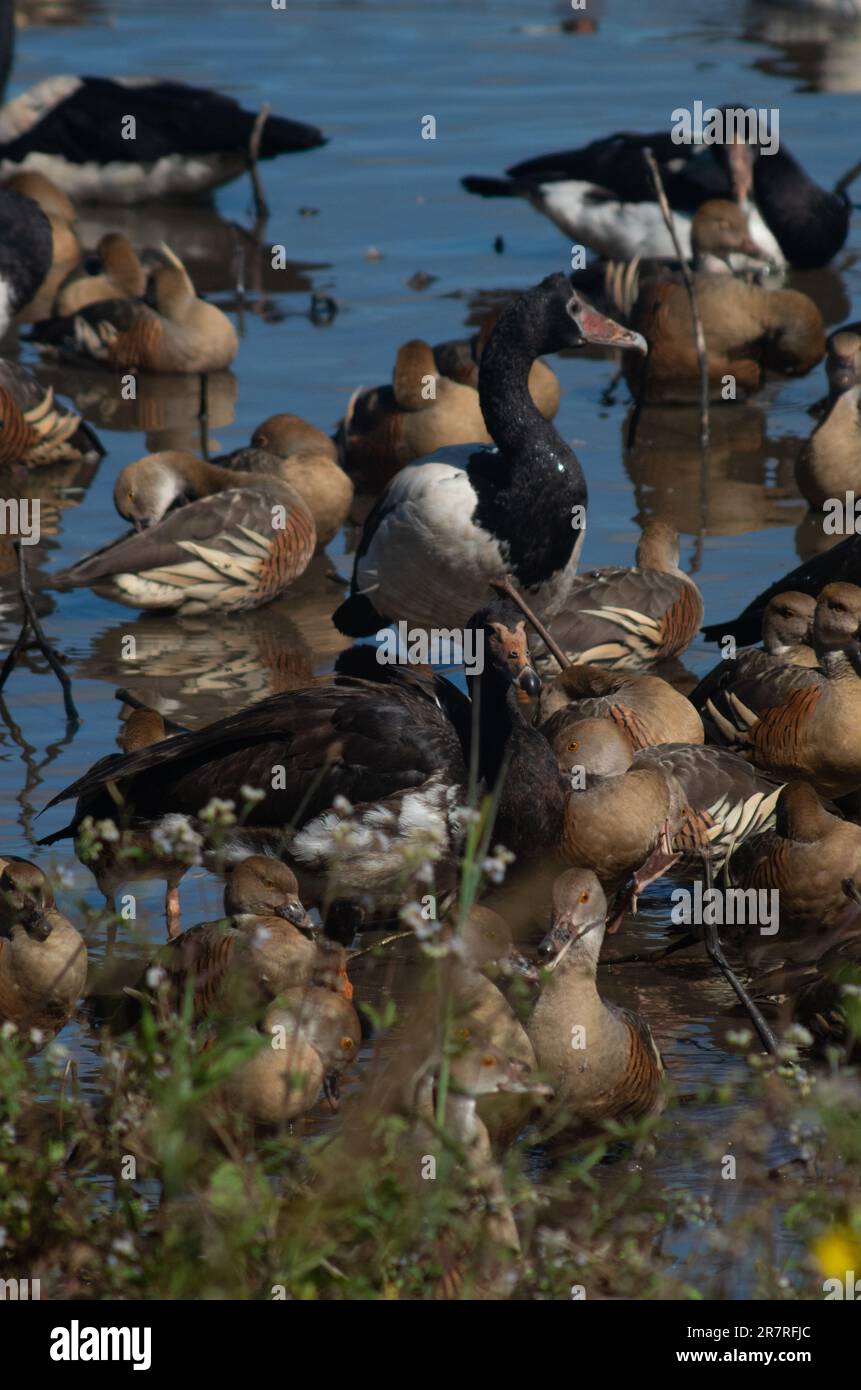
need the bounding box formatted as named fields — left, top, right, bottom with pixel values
left=333, top=273, right=646, bottom=636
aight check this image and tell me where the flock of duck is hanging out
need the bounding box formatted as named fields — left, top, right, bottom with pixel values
left=1, top=15, right=861, bottom=1283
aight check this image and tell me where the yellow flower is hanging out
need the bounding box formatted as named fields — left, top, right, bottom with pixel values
left=813, top=1228, right=861, bottom=1280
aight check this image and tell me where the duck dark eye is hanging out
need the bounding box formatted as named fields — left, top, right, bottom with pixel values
left=480, top=1055, right=496, bottom=1068
left=508, top=649, right=517, bottom=659
left=567, top=740, right=579, bottom=751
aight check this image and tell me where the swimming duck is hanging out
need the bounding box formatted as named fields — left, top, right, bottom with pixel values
left=31, top=245, right=238, bottom=373
left=0, top=183, right=52, bottom=334
left=795, top=323, right=861, bottom=510
left=138, top=858, right=352, bottom=1026
left=39, top=600, right=539, bottom=910
left=54, top=231, right=147, bottom=316
left=528, top=868, right=664, bottom=1136
left=462, top=119, right=849, bottom=268
left=51, top=451, right=316, bottom=613
left=0, top=358, right=102, bottom=466
left=538, top=664, right=704, bottom=750
left=695, top=582, right=861, bottom=798
left=334, top=275, right=646, bottom=636
left=0, top=857, right=87, bottom=1043
left=533, top=519, right=704, bottom=672
left=624, top=271, right=825, bottom=404
left=219, top=412, right=353, bottom=546
left=433, top=312, right=561, bottom=417
left=731, top=781, right=861, bottom=934
left=216, top=988, right=361, bottom=1128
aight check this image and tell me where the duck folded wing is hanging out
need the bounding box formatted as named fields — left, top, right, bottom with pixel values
left=549, top=565, right=702, bottom=668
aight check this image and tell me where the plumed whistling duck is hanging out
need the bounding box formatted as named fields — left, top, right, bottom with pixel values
left=0, top=0, right=325, bottom=204
left=462, top=117, right=850, bottom=268
left=538, top=664, right=704, bottom=750
left=39, top=601, right=540, bottom=907
left=218, top=412, right=353, bottom=546
left=0, top=183, right=52, bottom=334
left=546, top=716, right=785, bottom=890
left=136, top=858, right=354, bottom=1028
left=51, top=451, right=317, bottom=614
left=0, top=857, right=87, bottom=1043
left=217, top=989, right=361, bottom=1128
left=334, top=274, right=646, bottom=637
left=624, top=267, right=826, bottom=404
left=796, top=322, right=861, bottom=510
left=528, top=867, right=664, bottom=1136
left=695, top=583, right=861, bottom=798
left=0, top=358, right=102, bottom=466
left=731, top=781, right=861, bottom=934
left=532, top=518, right=704, bottom=673
left=433, top=311, right=561, bottom=417
left=692, top=591, right=818, bottom=736
left=54, top=231, right=147, bottom=316
left=31, top=244, right=238, bottom=373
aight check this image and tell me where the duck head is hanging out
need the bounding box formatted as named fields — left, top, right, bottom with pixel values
left=447, top=1032, right=553, bottom=1098
left=537, top=868, right=609, bottom=973
left=826, top=325, right=861, bottom=395
left=0, top=858, right=55, bottom=942
left=813, top=582, right=861, bottom=654
left=487, top=273, right=647, bottom=360
left=690, top=198, right=772, bottom=270
left=224, top=856, right=310, bottom=929
left=461, top=904, right=539, bottom=983
left=762, top=591, right=815, bottom=655
left=114, top=452, right=202, bottom=529
left=543, top=714, right=634, bottom=782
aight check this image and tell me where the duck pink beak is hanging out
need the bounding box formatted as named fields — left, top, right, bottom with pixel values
left=570, top=301, right=647, bottom=355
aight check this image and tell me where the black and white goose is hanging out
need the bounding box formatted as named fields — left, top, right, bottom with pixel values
left=333, top=274, right=646, bottom=636
left=0, top=0, right=325, bottom=203
left=462, top=121, right=852, bottom=269
left=0, top=184, right=52, bottom=334
left=38, top=600, right=541, bottom=908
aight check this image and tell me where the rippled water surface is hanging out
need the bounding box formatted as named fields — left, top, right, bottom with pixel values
left=2, top=0, right=860, bottom=1288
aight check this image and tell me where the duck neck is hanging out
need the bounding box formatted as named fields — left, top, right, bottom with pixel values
left=468, top=673, right=566, bottom=854
left=821, top=645, right=861, bottom=683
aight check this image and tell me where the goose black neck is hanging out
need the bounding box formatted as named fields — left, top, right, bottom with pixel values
left=468, top=670, right=566, bottom=858
left=479, top=288, right=577, bottom=477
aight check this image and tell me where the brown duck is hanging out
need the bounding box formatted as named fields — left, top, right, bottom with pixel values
left=3, top=171, right=81, bottom=321
left=695, top=582, right=861, bottom=798
left=52, top=451, right=316, bottom=613
left=538, top=663, right=704, bottom=750
left=528, top=868, right=664, bottom=1137
left=692, top=590, right=818, bottom=736
left=216, top=987, right=361, bottom=1127
left=140, top=857, right=352, bottom=1026
left=0, top=358, right=102, bottom=466
left=32, top=244, right=238, bottom=374
left=0, top=858, right=87, bottom=1043
left=795, top=323, right=861, bottom=510
left=219, top=411, right=353, bottom=545
left=625, top=238, right=826, bottom=402
left=548, top=716, right=785, bottom=890
left=534, top=519, right=704, bottom=672
left=731, top=781, right=861, bottom=935
left=55, top=231, right=147, bottom=316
